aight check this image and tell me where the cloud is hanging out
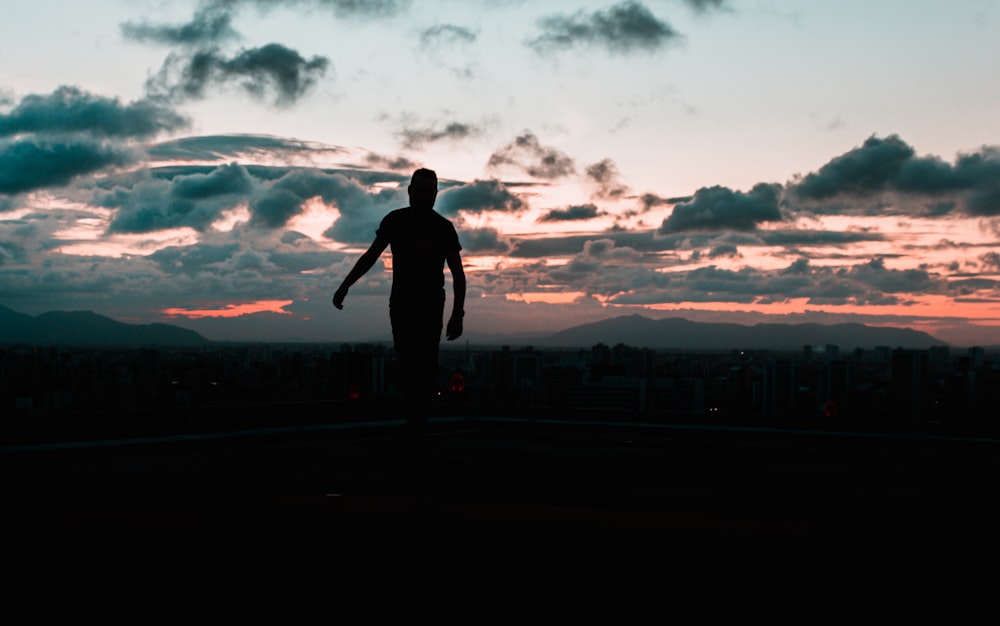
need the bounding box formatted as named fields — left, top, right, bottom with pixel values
left=457, top=226, right=510, bottom=254
left=121, top=4, right=239, bottom=47
left=279, top=0, right=412, bottom=19
left=706, top=243, right=739, bottom=258
left=0, top=138, right=134, bottom=196
left=599, top=255, right=949, bottom=308
left=365, top=151, right=420, bottom=172
left=418, top=24, right=477, bottom=48
left=96, top=161, right=415, bottom=240
left=397, top=119, right=487, bottom=150
left=542, top=238, right=666, bottom=296
left=0, top=86, right=188, bottom=140
left=659, top=182, right=784, bottom=233
left=150, top=242, right=242, bottom=274
left=509, top=230, right=693, bottom=259
left=980, top=252, right=1000, bottom=270
left=487, top=131, right=576, bottom=179
left=435, top=179, right=525, bottom=217
left=585, top=158, right=629, bottom=199
left=255, top=168, right=396, bottom=235
left=102, top=163, right=254, bottom=233
left=758, top=228, right=884, bottom=247
left=637, top=192, right=677, bottom=212
left=538, top=203, right=605, bottom=222
left=124, top=0, right=411, bottom=47
left=147, top=133, right=341, bottom=162
left=787, top=134, right=1000, bottom=217
left=527, top=1, right=680, bottom=55
left=682, top=0, right=731, bottom=14
left=146, top=43, right=330, bottom=107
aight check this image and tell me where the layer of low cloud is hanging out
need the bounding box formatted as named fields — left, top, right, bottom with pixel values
left=538, top=204, right=605, bottom=223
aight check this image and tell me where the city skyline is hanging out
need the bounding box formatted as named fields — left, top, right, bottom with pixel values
left=2, top=0, right=999, bottom=347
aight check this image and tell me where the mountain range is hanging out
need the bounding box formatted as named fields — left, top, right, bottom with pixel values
left=0, top=305, right=210, bottom=347
left=514, top=314, right=948, bottom=351
left=0, top=305, right=955, bottom=351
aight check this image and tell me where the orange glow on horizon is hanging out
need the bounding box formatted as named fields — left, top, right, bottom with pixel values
left=641, top=295, right=1000, bottom=321
left=506, top=291, right=589, bottom=304
left=162, top=300, right=295, bottom=319
left=640, top=295, right=1000, bottom=345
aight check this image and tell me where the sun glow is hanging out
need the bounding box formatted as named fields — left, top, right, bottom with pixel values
left=506, top=291, right=588, bottom=304
left=162, top=300, right=295, bottom=319
left=52, top=228, right=201, bottom=257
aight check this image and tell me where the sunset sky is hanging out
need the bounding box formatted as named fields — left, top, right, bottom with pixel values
left=2, top=0, right=999, bottom=347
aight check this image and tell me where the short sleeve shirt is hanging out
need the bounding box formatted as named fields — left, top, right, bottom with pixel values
left=376, top=207, right=462, bottom=305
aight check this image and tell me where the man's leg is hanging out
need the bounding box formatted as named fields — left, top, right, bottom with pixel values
left=391, top=304, right=443, bottom=435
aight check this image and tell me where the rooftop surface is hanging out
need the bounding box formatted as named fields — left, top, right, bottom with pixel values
left=7, top=405, right=1000, bottom=569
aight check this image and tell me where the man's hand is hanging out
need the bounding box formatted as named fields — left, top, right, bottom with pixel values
left=332, top=285, right=348, bottom=310
left=446, top=313, right=463, bottom=340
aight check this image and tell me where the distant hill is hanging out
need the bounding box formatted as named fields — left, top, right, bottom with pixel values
left=0, top=305, right=209, bottom=347
left=0, top=306, right=953, bottom=351
left=531, top=314, right=947, bottom=351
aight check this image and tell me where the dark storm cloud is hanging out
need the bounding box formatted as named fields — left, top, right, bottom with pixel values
left=788, top=134, right=1000, bottom=217
left=149, top=242, right=242, bottom=275
left=102, top=163, right=254, bottom=233
left=537, top=203, right=604, bottom=222
left=659, top=183, right=784, bottom=233
left=0, top=86, right=189, bottom=140
left=509, top=230, right=694, bottom=258
left=418, top=24, right=477, bottom=48
left=487, top=131, right=576, bottom=179
left=0, top=138, right=133, bottom=196
left=121, top=4, right=239, bottom=46
left=398, top=120, right=486, bottom=150
left=792, top=135, right=919, bottom=200
left=254, top=168, right=389, bottom=232
left=527, top=1, right=680, bottom=55
left=146, top=44, right=330, bottom=107
left=457, top=227, right=510, bottom=254
left=96, top=161, right=413, bottom=238
left=585, top=158, right=629, bottom=199
left=434, top=179, right=525, bottom=217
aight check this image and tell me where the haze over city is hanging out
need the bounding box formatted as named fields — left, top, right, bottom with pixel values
left=2, top=0, right=999, bottom=347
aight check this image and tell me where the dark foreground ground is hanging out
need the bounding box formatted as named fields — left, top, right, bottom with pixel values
left=5, top=404, right=1000, bottom=590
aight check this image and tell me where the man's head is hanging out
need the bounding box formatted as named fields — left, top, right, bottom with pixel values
left=408, top=168, right=438, bottom=210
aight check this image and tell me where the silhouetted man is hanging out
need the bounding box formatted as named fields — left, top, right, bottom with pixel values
left=333, top=168, right=466, bottom=434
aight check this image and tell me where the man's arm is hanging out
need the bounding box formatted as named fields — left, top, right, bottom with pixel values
left=332, top=236, right=389, bottom=310
left=445, top=250, right=466, bottom=340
